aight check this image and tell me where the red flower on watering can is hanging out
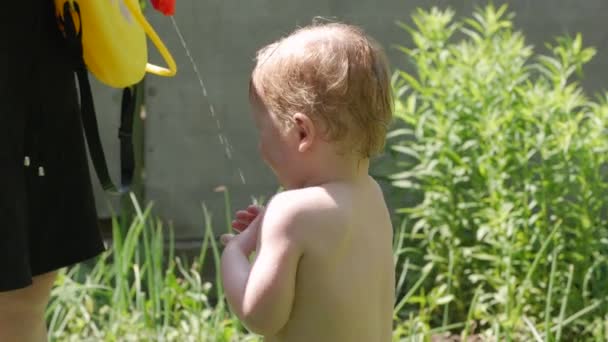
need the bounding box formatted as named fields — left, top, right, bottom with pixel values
left=151, top=0, right=175, bottom=16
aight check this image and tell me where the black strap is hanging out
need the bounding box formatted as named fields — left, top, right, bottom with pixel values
left=59, top=2, right=136, bottom=194
left=76, top=67, right=120, bottom=192
left=119, top=85, right=140, bottom=191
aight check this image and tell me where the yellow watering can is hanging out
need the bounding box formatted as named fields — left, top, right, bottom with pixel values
left=55, top=0, right=177, bottom=88
left=53, top=0, right=178, bottom=193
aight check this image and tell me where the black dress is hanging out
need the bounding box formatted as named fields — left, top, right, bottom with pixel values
left=0, top=0, right=106, bottom=291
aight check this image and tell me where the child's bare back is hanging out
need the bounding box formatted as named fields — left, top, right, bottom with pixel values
left=264, top=178, right=394, bottom=341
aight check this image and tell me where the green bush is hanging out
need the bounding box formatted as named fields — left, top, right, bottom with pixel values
left=388, top=4, right=608, bottom=341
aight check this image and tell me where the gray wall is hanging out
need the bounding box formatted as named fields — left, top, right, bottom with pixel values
left=91, top=0, right=608, bottom=239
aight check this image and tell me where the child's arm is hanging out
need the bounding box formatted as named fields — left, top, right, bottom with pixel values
left=221, top=196, right=303, bottom=335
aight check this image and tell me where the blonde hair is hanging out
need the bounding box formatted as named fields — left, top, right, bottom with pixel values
left=250, top=22, right=393, bottom=158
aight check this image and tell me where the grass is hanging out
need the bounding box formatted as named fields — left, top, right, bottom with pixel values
left=46, top=193, right=260, bottom=342
left=47, top=192, right=607, bottom=341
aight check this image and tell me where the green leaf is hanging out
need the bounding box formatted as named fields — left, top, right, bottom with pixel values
left=399, top=71, right=425, bottom=94
left=436, top=295, right=455, bottom=306
left=391, top=145, right=421, bottom=160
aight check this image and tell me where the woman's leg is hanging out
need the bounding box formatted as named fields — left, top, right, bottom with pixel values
left=0, top=271, right=57, bottom=342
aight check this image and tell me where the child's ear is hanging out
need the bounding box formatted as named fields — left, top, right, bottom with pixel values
left=292, top=113, right=315, bottom=152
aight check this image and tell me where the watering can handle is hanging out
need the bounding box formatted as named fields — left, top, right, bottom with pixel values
left=124, top=0, right=177, bottom=77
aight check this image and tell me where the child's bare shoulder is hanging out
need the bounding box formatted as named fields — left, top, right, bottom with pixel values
left=263, top=187, right=350, bottom=241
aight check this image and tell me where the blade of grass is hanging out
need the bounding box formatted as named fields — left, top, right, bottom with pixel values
left=513, top=221, right=561, bottom=320
left=442, top=248, right=454, bottom=328
left=551, top=300, right=604, bottom=333
left=523, top=316, right=544, bottom=342
left=393, top=263, right=434, bottom=317
left=544, top=246, right=561, bottom=341
left=554, top=264, right=574, bottom=341
left=462, top=285, right=482, bottom=341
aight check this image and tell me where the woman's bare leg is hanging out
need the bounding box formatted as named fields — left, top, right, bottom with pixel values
left=0, top=271, right=57, bottom=342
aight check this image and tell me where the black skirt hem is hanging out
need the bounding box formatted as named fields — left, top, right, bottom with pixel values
left=0, top=243, right=106, bottom=292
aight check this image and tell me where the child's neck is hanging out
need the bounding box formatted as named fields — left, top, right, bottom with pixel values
left=299, top=153, right=370, bottom=189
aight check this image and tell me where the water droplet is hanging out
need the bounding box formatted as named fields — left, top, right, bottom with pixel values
left=171, top=17, right=247, bottom=184
left=238, top=169, right=246, bottom=184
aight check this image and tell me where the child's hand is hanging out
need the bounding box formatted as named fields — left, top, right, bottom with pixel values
left=221, top=211, right=263, bottom=255
left=231, top=205, right=263, bottom=232
left=221, top=205, right=264, bottom=254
